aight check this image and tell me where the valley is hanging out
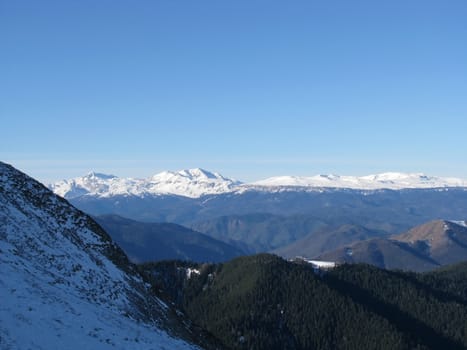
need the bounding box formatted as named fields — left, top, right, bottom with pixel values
left=51, top=168, right=467, bottom=269
left=3, top=161, right=467, bottom=349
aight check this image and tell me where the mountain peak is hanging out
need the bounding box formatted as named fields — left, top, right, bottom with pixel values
left=394, top=219, right=467, bottom=253
left=177, top=168, right=218, bottom=179
left=84, top=171, right=118, bottom=180
left=148, top=168, right=240, bottom=198
left=50, top=168, right=240, bottom=199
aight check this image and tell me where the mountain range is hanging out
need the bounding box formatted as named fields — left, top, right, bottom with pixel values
left=5, top=161, right=467, bottom=349
left=50, top=168, right=241, bottom=199
left=50, top=168, right=467, bottom=199
left=48, top=168, right=467, bottom=260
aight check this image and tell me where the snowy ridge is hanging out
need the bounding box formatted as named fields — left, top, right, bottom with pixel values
left=50, top=168, right=241, bottom=199
left=250, top=172, right=467, bottom=190
left=49, top=170, right=467, bottom=199
left=0, top=162, right=200, bottom=349
left=448, top=220, right=467, bottom=228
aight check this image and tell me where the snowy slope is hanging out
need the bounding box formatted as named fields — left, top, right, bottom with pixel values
left=50, top=168, right=241, bottom=199
left=0, top=162, right=200, bottom=350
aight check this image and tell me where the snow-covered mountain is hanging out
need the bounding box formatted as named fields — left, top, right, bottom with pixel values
left=50, top=168, right=241, bottom=199
left=250, top=172, right=467, bottom=190
left=50, top=169, right=467, bottom=199
left=147, top=168, right=241, bottom=198
left=0, top=162, right=201, bottom=349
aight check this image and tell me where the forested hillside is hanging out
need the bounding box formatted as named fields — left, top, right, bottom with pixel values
left=141, top=255, right=467, bottom=350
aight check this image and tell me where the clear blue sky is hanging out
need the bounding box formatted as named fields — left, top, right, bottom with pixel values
left=2, top=0, right=467, bottom=183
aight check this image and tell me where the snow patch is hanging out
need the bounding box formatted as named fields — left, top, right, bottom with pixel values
left=448, top=220, right=467, bottom=228
left=186, top=268, right=201, bottom=279
left=292, top=256, right=337, bottom=269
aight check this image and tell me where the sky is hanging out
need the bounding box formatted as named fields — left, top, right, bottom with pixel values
left=1, top=0, right=467, bottom=183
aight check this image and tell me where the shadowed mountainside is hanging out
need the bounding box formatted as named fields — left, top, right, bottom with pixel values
left=95, top=214, right=248, bottom=263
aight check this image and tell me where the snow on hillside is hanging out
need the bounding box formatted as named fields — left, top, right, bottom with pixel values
left=49, top=172, right=147, bottom=199
left=0, top=162, right=200, bottom=350
left=50, top=168, right=241, bottom=199
left=147, top=168, right=241, bottom=198
left=49, top=169, right=467, bottom=199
